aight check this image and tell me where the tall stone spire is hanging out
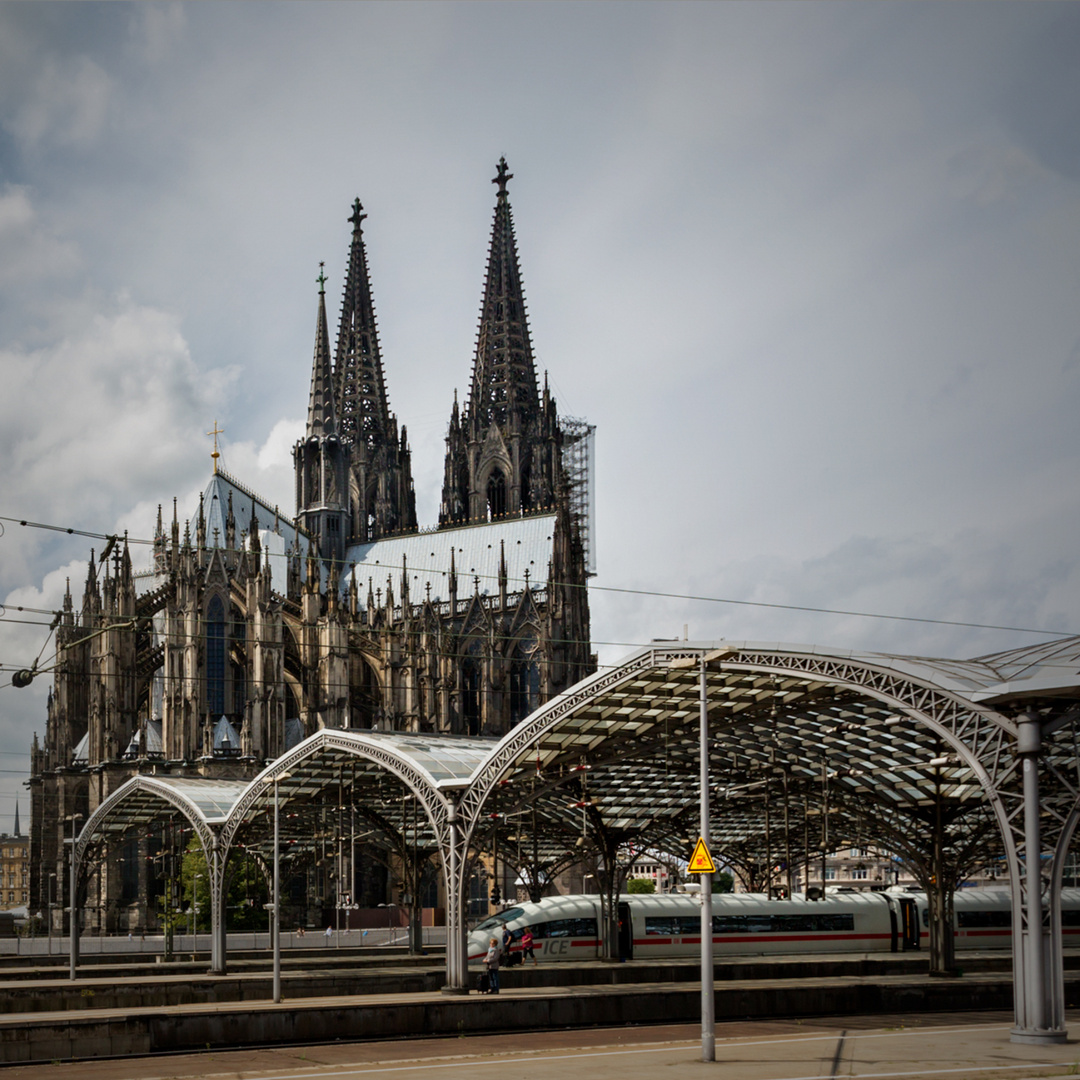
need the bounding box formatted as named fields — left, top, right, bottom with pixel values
left=330, top=198, right=417, bottom=543
left=467, top=156, right=541, bottom=431
left=306, top=263, right=337, bottom=438
left=335, top=199, right=391, bottom=451
left=440, top=159, right=562, bottom=526
left=295, top=266, right=349, bottom=565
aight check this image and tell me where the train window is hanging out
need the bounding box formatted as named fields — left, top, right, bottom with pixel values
left=1063, top=910, right=1080, bottom=927
left=474, top=907, right=525, bottom=933
left=645, top=917, right=700, bottom=935
left=540, top=917, right=597, bottom=938
left=711, top=912, right=856, bottom=934
left=645, top=917, right=679, bottom=936
left=957, top=910, right=1011, bottom=929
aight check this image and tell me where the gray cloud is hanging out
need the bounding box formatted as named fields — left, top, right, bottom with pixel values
left=0, top=1, right=1078, bottom=825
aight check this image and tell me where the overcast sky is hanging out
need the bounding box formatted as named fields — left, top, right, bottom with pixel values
left=1, top=1, right=1078, bottom=825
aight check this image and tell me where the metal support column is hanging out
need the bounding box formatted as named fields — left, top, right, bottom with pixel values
left=210, top=846, right=226, bottom=974
left=700, top=659, right=714, bottom=1063
left=1011, top=711, right=1066, bottom=1044
left=441, top=806, right=468, bottom=994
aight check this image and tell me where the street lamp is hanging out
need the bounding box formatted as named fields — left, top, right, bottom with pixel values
left=64, top=812, right=83, bottom=981
left=192, top=873, right=202, bottom=952
left=378, top=902, right=397, bottom=945
left=47, top=874, right=56, bottom=956
left=263, top=771, right=291, bottom=1004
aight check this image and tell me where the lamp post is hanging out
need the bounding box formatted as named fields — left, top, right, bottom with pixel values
left=64, top=811, right=83, bottom=981
left=47, top=874, right=56, bottom=956
left=192, top=873, right=202, bottom=954
left=378, top=902, right=397, bottom=946
left=264, top=772, right=291, bottom=1004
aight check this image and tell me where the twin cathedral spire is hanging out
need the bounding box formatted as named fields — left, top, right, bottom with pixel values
left=295, top=159, right=563, bottom=560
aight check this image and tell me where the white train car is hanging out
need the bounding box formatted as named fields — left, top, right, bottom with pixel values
left=467, top=888, right=1080, bottom=964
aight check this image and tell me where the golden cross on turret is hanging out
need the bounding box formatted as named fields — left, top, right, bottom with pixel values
left=206, top=420, right=225, bottom=474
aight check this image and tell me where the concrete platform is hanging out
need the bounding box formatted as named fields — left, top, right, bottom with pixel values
left=1, top=1014, right=1076, bottom=1080
left=1, top=968, right=1078, bottom=1064
left=0, top=951, right=1040, bottom=1013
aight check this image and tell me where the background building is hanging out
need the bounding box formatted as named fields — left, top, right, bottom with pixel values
left=0, top=807, right=28, bottom=911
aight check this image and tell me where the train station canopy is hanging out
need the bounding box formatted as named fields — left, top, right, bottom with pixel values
left=78, top=635, right=1080, bottom=888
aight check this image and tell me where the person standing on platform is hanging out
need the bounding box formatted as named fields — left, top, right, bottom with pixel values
left=521, top=925, right=536, bottom=966
left=484, top=936, right=501, bottom=994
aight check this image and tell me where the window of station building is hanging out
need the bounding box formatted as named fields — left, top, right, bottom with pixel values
left=851, top=868, right=868, bottom=880
left=824, top=868, right=836, bottom=880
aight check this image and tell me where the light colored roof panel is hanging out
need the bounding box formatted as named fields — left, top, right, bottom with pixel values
left=344, top=515, right=556, bottom=604
left=145, top=777, right=250, bottom=822
left=201, top=472, right=306, bottom=563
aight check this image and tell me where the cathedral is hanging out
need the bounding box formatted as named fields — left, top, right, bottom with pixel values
left=28, top=160, right=595, bottom=932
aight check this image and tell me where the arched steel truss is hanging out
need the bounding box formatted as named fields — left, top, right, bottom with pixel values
left=73, top=775, right=243, bottom=973
left=65, top=640, right=1079, bottom=1042
left=453, top=642, right=1079, bottom=1042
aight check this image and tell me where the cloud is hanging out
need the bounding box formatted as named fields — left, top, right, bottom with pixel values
left=0, top=186, right=79, bottom=287
left=4, top=53, right=111, bottom=151
left=0, top=294, right=237, bottom=591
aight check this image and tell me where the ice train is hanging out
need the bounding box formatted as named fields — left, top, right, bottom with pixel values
left=468, top=888, right=1080, bottom=963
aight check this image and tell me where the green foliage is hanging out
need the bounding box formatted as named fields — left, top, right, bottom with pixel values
left=154, top=842, right=274, bottom=933
left=227, top=852, right=270, bottom=932
left=712, top=871, right=734, bottom=894
left=626, top=877, right=656, bottom=894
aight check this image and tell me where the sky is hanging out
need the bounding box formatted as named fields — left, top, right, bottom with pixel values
left=0, top=1, right=1078, bottom=827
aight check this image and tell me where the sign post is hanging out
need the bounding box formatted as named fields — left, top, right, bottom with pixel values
left=699, top=658, right=715, bottom=1062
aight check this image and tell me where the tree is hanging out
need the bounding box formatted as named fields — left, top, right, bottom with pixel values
left=712, top=871, right=734, bottom=894
left=626, top=878, right=655, bottom=894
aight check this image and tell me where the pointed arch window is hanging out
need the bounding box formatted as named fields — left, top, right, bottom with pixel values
left=461, top=644, right=482, bottom=736
left=510, top=635, right=540, bottom=724
left=206, top=594, right=226, bottom=718
left=486, top=469, right=507, bottom=520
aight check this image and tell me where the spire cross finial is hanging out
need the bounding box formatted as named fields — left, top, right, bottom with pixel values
left=317, top=261, right=327, bottom=295
left=206, top=420, right=225, bottom=473
left=349, top=197, right=367, bottom=228
left=493, top=156, right=513, bottom=195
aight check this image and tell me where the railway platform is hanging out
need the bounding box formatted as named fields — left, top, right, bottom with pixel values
left=0, top=958, right=1078, bottom=1064
left=0, top=950, right=1069, bottom=1014
left=5, top=1012, right=1076, bottom=1080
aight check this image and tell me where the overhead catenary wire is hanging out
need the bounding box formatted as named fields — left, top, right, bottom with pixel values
left=2, top=514, right=1074, bottom=639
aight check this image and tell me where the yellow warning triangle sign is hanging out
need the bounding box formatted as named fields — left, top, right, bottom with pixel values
left=688, top=836, right=716, bottom=874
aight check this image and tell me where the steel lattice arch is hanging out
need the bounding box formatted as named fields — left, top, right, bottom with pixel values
left=73, top=636, right=1080, bottom=1043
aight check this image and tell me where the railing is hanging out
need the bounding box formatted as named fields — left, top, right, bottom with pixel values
left=0, top=925, right=447, bottom=956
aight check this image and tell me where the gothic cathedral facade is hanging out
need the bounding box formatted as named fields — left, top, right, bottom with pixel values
left=28, top=161, right=594, bottom=932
